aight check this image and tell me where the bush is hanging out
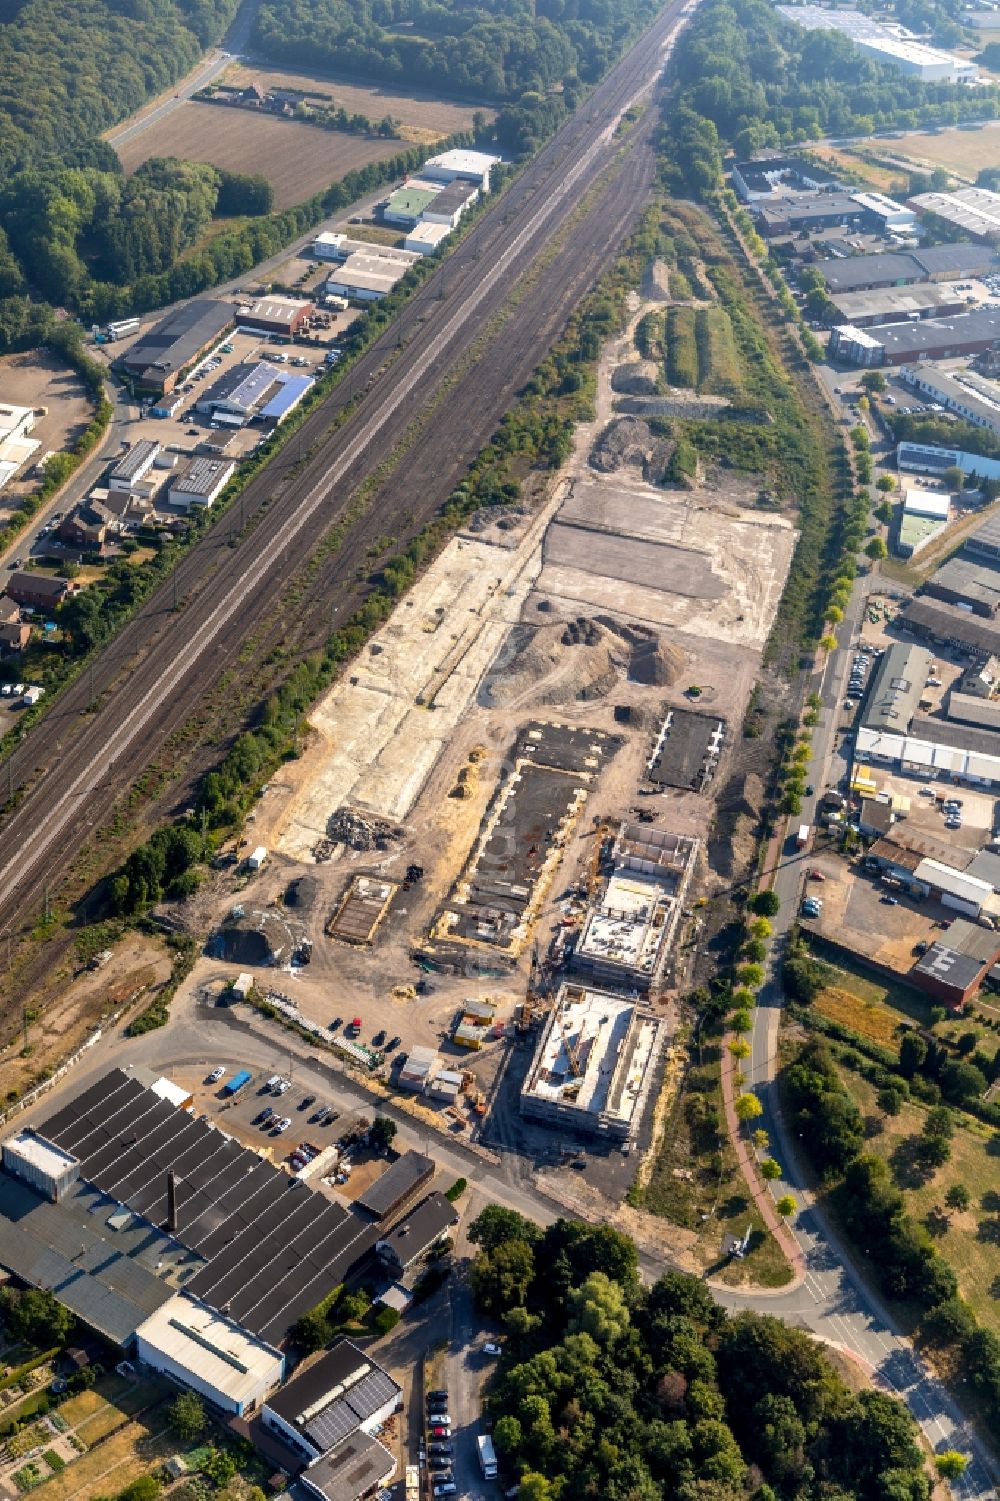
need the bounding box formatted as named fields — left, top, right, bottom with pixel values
left=372, top=1305, right=401, bottom=1336
left=445, top=1178, right=467, bottom=1202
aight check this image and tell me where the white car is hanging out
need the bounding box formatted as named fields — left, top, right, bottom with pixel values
left=484, top=1341, right=502, bottom=1356
left=276, top=1079, right=292, bottom=1095
left=208, top=1066, right=226, bottom=1083
left=273, top=1117, right=292, bottom=1133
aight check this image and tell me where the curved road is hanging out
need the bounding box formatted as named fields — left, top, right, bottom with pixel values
left=744, top=579, right=996, bottom=1498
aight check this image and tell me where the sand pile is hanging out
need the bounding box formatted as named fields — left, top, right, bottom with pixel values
left=594, top=617, right=684, bottom=686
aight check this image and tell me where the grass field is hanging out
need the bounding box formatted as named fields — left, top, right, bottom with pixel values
left=866, top=123, right=1000, bottom=181
left=696, top=306, right=741, bottom=396
left=812, top=957, right=931, bottom=1057
left=115, top=103, right=402, bottom=209
left=837, top=1064, right=1000, bottom=1336
left=666, top=305, right=698, bottom=388
left=29, top=1416, right=172, bottom=1501
left=808, top=146, right=901, bottom=192
left=221, top=62, right=488, bottom=144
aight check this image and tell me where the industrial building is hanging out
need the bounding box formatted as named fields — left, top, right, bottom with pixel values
left=900, top=366, right=1000, bottom=435
left=108, top=439, right=161, bottom=493
left=263, top=1340, right=401, bottom=1465
left=911, top=187, right=1000, bottom=243
left=829, top=285, right=966, bottom=328
left=311, top=233, right=420, bottom=268
left=421, top=179, right=478, bottom=228
left=730, top=155, right=842, bottom=201
left=860, top=642, right=932, bottom=734
left=301, top=1432, right=396, bottom=1501
left=421, top=149, right=499, bottom=191
left=520, top=983, right=662, bottom=1142
left=195, top=362, right=312, bottom=427
left=168, top=457, right=235, bottom=511
left=573, top=825, right=698, bottom=993
left=754, top=192, right=871, bottom=237
left=383, top=184, right=443, bottom=228
left=829, top=306, right=1000, bottom=366
left=404, top=222, right=452, bottom=255
left=324, top=251, right=415, bottom=302
left=897, top=439, right=1000, bottom=482
left=134, top=1294, right=284, bottom=1416
left=117, top=300, right=234, bottom=393
left=855, top=718, right=1000, bottom=786
left=947, top=688, right=1000, bottom=730
left=375, top=1193, right=459, bottom=1272
left=774, top=5, right=976, bottom=79
left=965, top=508, right=1000, bottom=562
left=397, top=1045, right=439, bottom=1093
left=911, top=916, right=1000, bottom=1006
left=236, top=297, right=313, bottom=337
left=0, top=1068, right=382, bottom=1348
left=354, top=1151, right=434, bottom=1222
left=897, top=486, right=951, bottom=558
left=925, top=555, right=1000, bottom=615
left=814, top=244, right=997, bottom=294
left=0, top=402, right=39, bottom=490
left=902, top=595, right=1000, bottom=658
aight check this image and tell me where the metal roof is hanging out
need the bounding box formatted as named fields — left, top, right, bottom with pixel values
left=32, top=1069, right=380, bottom=1343
left=375, top=1193, right=458, bottom=1269
left=873, top=306, right=1000, bottom=356
left=120, top=301, right=233, bottom=380
left=266, top=1338, right=401, bottom=1451
left=928, top=556, right=1000, bottom=610
left=354, top=1151, right=434, bottom=1221
left=301, top=1432, right=395, bottom=1501
left=860, top=641, right=931, bottom=734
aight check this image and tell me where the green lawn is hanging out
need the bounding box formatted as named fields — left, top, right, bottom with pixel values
left=836, top=1065, right=1000, bottom=1335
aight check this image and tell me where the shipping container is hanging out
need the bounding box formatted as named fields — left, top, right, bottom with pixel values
left=221, top=1069, right=252, bottom=1096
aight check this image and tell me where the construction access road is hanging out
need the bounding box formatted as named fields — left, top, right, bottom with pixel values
left=0, top=0, right=692, bottom=939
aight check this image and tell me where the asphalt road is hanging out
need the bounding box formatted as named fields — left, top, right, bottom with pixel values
left=0, top=0, right=688, bottom=939
left=743, top=569, right=997, bottom=1497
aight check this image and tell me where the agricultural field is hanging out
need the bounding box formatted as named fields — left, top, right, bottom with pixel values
left=115, top=104, right=402, bottom=210
left=836, top=1065, right=1000, bottom=1336
left=221, top=62, right=488, bottom=143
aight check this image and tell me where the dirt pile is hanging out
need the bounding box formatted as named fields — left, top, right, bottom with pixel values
left=594, top=616, right=684, bottom=686
left=313, top=807, right=400, bottom=860
left=611, top=359, right=660, bottom=395
left=484, top=620, right=627, bottom=708
left=589, top=416, right=674, bottom=482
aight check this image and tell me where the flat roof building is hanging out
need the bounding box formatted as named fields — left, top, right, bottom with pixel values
left=383, top=184, right=442, bottom=228
left=375, top=1193, right=458, bottom=1273
left=830, top=285, right=965, bottom=328
left=421, top=179, right=479, bottom=227
left=925, top=556, right=1000, bottom=616
left=898, top=439, right=1000, bottom=482
left=236, top=297, right=313, bottom=336
left=815, top=244, right=997, bottom=293
left=861, top=641, right=932, bottom=734
left=755, top=191, right=870, bottom=237
left=117, top=301, right=234, bottom=394
left=262, top=1340, right=401, bottom=1465
left=421, top=149, right=499, bottom=191
left=404, top=221, right=452, bottom=255
left=912, top=939, right=998, bottom=1007
left=912, top=187, right=1000, bottom=243
left=354, top=1151, right=434, bottom=1221
left=902, top=595, right=1000, bottom=658
left=731, top=154, right=842, bottom=201
left=774, top=5, right=976, bottom=78
left=2, top=1130, right=79, bottom=1201
left=966, top=508, right=1000, bottom=562
left=301, top=1432, right=396, bottom=1501
left=830, top=306, right=1000, bottom=366
left=520, top=983, right=662, bottom=1142
left=325, top=252, right=413, bottom=303
left=574, top=825, right=698, bottom=993
left=108, top=439, right=161, bottom=492
left=169, top=457, right=235, bottom=511
left=901, top=366, right=1000, bottom=435
left=903, top=486, right=951, bottom=521
left=134, top=1294, right=283, bottom=1416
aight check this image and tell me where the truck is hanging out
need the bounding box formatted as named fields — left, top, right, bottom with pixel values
left=104, top=317, right=140, bottom=341
left=221, top=1069, right=252, bottom=1097
left=796, top=824, right=810, bottom=850
left=477, top=1435, right=498, bottom=1480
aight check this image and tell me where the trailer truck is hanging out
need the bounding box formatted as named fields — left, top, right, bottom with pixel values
left=477, top=1435, right=498, bottom=1480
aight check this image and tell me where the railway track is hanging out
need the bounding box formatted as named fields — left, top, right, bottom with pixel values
left=0, top=0, right=691, bottom=939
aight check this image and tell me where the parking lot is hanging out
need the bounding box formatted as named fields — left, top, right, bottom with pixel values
left=800, top=853, right=948, bottom=971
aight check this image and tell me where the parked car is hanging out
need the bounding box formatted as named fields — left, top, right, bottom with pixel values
left=385, top=1036, right=401, bottom=1052
left=882, top=895, right=899, bottom=905
left=427, top=1391, right=448, bottom=1405
left=207, top=1066, right=226, bottom=1083
left=428, top=1443, right=453, bottom=1457
left=484, top=1341, right=502, bottom=1355
left=809, top=870, right=826, bottom=882
left=299, top=1094, right=316, bottom=1111
left=254, top=1107, right=274, bottom=1125
left=272, top=1117, right=292, bottom=1134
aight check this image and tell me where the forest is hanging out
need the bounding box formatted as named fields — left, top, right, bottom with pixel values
left=660, top=0, right=1000, bottom=196
left=469, top=1205, right=934, bottom=1501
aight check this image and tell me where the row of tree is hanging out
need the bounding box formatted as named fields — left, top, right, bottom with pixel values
left=469, top=1204, right=935, bottom=1500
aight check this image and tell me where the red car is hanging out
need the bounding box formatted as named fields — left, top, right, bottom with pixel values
left=809, top=869, right=826, bottom=882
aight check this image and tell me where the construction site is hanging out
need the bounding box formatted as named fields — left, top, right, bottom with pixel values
left=153, top=262, right=798, bottom=1193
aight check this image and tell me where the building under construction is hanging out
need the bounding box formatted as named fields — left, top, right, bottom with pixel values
left=573, top=825, right=698, bottom=993
left=519, top=983, right=662, bottom=1142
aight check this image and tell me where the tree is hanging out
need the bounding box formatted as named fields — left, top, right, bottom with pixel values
left=876, top=474, right=895, bottom=491
left=729, top=1038, right=751, bottom=1060
left=939, top=1058, right=987, bottom=1105
left=749, top=890, right=780, bottom=917
left=943, top=465, right=965, bottom=493
left=168, top=1390, right=206, bottom=1441
left=368, top=1116, right=397, bottom=1153
left=944, top=1183, right=970, bottom=1213
left=776, top=1195, right=796, bottom=1218
left=469, top=1204, right=540, bottom=1252
left=753, top=1128, right=770, bottom=1151
left=935, top=1451, right=968, bottom=1479
left=875, top=500, right=893, bottom=525
left=117, top=1481, right=161, bottom=1501
left=760, top=1158, right=782, bottom=1181
left=864, top=536, right=887, bottom=562
left=471, top=1239, right=535, bottom=1314
left=292, top=1306, right=332, bottom=1353
left=861, top=372, right=886, bottom=392
left=0, top=1288, right=73, bottom=1347
left=899, top=1032, right=927, bottom=1079
left=735, top=1093, right=763, bottom=1123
